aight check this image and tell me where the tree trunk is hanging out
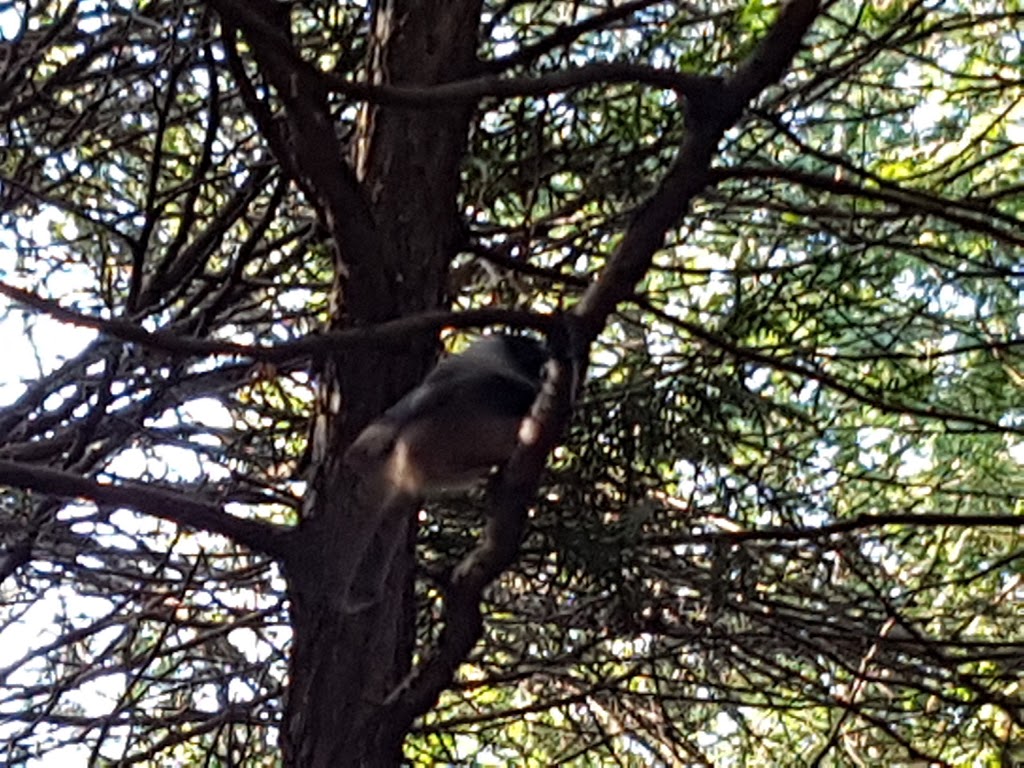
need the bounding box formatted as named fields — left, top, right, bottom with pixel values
left=282, top=3, right=483, bottom=765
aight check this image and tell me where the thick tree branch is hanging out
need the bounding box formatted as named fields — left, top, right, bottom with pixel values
left=211, top=0, right=715, bottom=109
left=0, top=281, right=556, bottom=362
left=0, top=534, right=34, bottom=584
left=326, top=62, right=719, bottom=106
left=576, top=0, right=822, bottom=335
left=207, top=0, right=380, bottom=281
left=211, top=0, right=718, bottom=111
left=0, top=459, right=294, bottom=558
left=382, top=0, right=823, bottom=729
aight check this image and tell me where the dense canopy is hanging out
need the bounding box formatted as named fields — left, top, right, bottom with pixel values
left=0, top=0, right=1021, bottom=765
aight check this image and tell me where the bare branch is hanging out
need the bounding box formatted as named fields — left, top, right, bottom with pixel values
left=684, top=513, right=1024, bottom=544
left=0, top=459, right=293, bottom=558
left=325, top=62, right=719, bottom=106
left=0, top=281, right=556, bottom=362
left=714, top=165, right=1024, bottom=249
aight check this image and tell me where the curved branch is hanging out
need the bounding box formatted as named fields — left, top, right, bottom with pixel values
left=207, top=0, right=379, bottom=277
left=0, top=281, right=557, bottom=362
left=715, top=165, right=1024, bottom=249
left=380, top=0, right=824, bottom=731
left=326, top=62, right=719, bottom=106
left=483, top=0, right=669, bottom=73
left=0, top=459, right=294, bottom=558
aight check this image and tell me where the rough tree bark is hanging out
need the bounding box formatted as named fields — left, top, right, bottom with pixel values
left=276, top=2, right=483, bottom=766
